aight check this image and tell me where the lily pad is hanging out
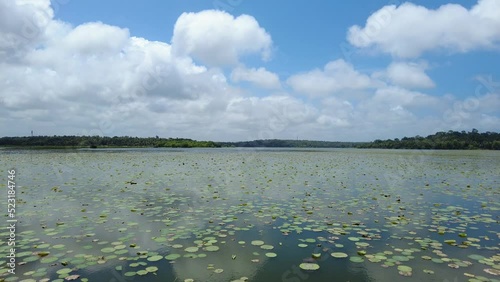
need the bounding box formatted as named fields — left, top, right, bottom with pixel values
left=398, top=265, right=413, bottom=276
left=350, top=256, right=364, bottom=263
left=185, top=247, right=199, bottom=253
left=100, top=247, right=115, bottom=253
left=205, top=246, right=220, bottom=252
left=56, top=268, right=73, bottom=275
left=165, top=254, right=181, bottom=260
left=331, top=252, right=348, bottom=258
left=251, top=240, right=265, bottom=246
left=299, top=263, right=320, bottom=271
left=398, top=265, right=412, bottom=272
left=147, top=255, right=163, bottom=262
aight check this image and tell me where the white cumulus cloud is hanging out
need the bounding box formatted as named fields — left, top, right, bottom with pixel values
left=287, top=59, right=379, bottom=96
left=384, top=61, right=435, bottom=89
left=0, top=0, right=54, bottom=60
left=1, top=0, right=498, bottom=142
left=172, top=10, right=272, bottom=67
left=61, top=22, right=130, bottom=56
left=0, top=1, right=240, bottom=138
left=348, top=0, right=500, bottom=58
left=231, top=66, right=281, bottom=89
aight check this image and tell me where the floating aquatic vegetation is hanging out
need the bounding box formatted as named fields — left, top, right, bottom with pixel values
left=204, top=245, right=219, bottom=252
left=260, top=245, right=274, bottom=250
left=331, top=252, right=348, bottom=258
left=146, top=255, right=163, bottom=262
left=1, top=149, right=498, bottom=281
left=398, top=265, right=413, bottom=276
left=350, top=256, right=364, bottom=263
left=184, top=247, right=199, bottom=253
left=251, top=240, right=265, bottom=246
left=299, top=263, right=320, bottom=271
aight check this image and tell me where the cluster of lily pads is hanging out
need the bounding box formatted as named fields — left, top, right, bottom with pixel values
left=0, top=149, right=498, bottom=281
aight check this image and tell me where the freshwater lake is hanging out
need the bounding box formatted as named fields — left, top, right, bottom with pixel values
left=0, top=148, right=499, bottom=282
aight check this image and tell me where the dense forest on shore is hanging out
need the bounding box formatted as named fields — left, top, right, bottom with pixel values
left=218, top=139, right=359, bottom=148
left=358, top=129, right=500, bottom=150
left=0, top=129, right=498, bottom=149
left=0, top=136, right=218, bottom=148
left=0, top=136, right=359, bottom=148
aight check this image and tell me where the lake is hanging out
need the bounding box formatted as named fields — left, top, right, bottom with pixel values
left=0, top=148, right=499, bottom=282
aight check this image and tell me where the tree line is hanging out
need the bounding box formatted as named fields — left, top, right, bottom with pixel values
left=0, top=136, right=219, bottom=148
left=218, top=139, right=360, bottom=148
left=358, top=129, right=500, bottom=150
left=0, top=129, right=498, bottom=149
left=0, top=136, right=360, bottom=148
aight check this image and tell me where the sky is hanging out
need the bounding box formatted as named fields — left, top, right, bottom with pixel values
left=0, top=0, right=499, bottom=141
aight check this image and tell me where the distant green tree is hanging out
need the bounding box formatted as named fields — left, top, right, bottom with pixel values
left=357, top=129, right=499, bottom=150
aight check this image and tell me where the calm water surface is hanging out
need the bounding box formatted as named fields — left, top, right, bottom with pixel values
left=0, top=148, right=499, bottom=282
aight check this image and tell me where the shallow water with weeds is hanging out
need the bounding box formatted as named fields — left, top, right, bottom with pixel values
left=1, top=148, right=499, bottom=281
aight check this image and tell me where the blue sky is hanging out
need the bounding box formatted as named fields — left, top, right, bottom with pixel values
left=0, top=0, right=499, bottom=141
left=53, top=0, right=500, bottom=93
